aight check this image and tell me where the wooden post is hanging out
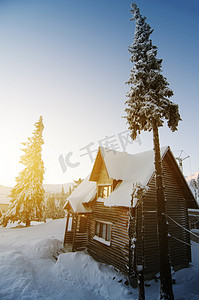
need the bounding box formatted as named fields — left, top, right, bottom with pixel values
left=63, top=212, right=70, bottom=246
left=72, top=214, right=78, bottom=252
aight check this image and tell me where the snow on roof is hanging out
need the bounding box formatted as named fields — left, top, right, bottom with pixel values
left=102, top=146, right=169, bottom=207
left=64, top=175, right=97, bottom=213
left=65, top=146, right=169, bottom=211
left=101, top=146, right=168, bottom=182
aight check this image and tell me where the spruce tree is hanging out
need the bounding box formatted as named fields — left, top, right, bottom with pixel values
left=61, top=185, right=65, bottom=198
left=6, top=116, right=45, bottom=226
left=45, top=189, right=66, bottom=220
left=45, top=194, right=57, bottom=219
left=125, top=4, right=181, bottom=299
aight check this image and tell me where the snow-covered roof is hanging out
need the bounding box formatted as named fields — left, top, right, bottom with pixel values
left=64, top=146, right=169, bottom=212
left=101, top=146, right=168, bottom=207
left=101, top=146, right=168, bottom=182
left=64, top=175, right=97, bottom=213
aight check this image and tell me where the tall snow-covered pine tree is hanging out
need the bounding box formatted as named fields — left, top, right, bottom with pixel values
left=125, top=4, right=181, bottom=299
left=6, top=116, right=45, bottom=226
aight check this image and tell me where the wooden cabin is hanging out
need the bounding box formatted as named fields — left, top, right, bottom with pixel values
left=63, top=146, right=198, bottom=283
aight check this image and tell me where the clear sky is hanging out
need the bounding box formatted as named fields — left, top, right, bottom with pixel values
left=0, top=0, right=198, bottom=186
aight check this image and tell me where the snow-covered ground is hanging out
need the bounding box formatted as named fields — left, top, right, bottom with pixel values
left=0, top=219, right=199, bottom=300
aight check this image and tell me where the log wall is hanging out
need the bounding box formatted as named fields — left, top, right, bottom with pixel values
left=65, top=231, right=88, bottom=250
left=163, top=156, right=191, bottom=267
left=135, top=156, right=191, bottom=279
left=87, top=201, right=129, bottom=276
left=87, top=152, right=191, bottom=280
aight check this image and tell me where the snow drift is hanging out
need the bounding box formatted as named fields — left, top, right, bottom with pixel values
left=0, top=219, right=199, bottom=300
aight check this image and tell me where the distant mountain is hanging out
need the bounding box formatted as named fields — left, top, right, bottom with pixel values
left=186, top=172, right=199, bottom=205
left=0, top=182, right=74, bottom=204
left=0, top=186, right=12, bottom=204
left=186, top=172, right=199, bottom=183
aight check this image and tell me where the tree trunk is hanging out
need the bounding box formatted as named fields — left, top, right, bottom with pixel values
left=137, top=268, right=145, bottom=300
left=26, top=219, right=31, bottom=227
left=153, top=122, right=174, bottom=299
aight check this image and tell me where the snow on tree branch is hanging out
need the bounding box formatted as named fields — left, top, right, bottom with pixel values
left=124, top=3, right=181, bottom=141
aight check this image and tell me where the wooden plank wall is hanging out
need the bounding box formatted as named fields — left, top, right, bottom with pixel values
left=163, top=158, right=191, bottom=267
left=135, top=158, right=190, bottom=279
left=85, top=151, right=190, bottom=280
left=87, top=201, right=130, bottom=276
left=137, top=178, right=160, bottom=278
left=65, top=231, right=88, bottom=250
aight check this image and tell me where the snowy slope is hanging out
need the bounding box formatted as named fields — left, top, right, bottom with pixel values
left=0, top=219, right=199, bottom=300
left=0, top=219, right=135, bottom=300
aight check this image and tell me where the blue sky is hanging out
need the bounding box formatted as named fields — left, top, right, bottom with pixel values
left=0, top=0, right=198, bottom=186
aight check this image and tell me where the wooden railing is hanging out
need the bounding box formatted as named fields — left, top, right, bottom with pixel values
left=188, top=209, right=199, bottom=229
left=64, top=231, right=88, bottom=250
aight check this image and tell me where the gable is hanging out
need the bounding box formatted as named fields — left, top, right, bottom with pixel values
left=163, top=149, right=198, bottom=209
left=97, top=160, right=113, bottom=185
left=90, top=148, right=112, bottom=185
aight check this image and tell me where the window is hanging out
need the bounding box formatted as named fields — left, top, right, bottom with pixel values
left=95, top=221, right=112, bottom=242
left=98, top=185, right=112, bottom=198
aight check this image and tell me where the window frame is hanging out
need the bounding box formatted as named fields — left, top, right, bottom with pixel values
left=94, top=220, right=112, bottom=245
left=98, top=184, right=112, bottom=199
